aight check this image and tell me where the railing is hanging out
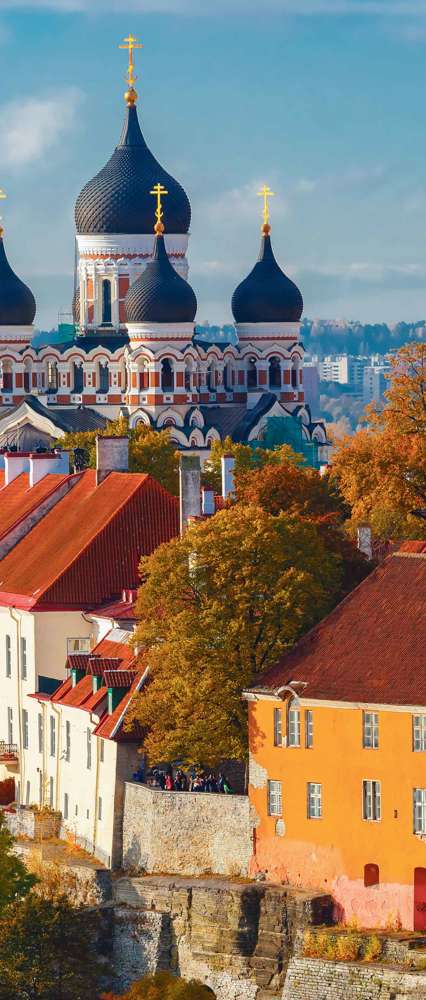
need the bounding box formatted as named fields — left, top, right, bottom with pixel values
left=0, top=743, right=18, bottom=762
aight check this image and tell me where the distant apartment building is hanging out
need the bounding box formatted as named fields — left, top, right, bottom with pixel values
left=363, top=364, right=389, bottom=404
left=318, top=355, right=369, bottom=389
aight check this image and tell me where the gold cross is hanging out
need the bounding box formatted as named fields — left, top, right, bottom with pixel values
left=119, top=33, right=143, bottom=89
left=150, top=183, right=169, bottom=233
left=257, top=184, right=275, bottom=226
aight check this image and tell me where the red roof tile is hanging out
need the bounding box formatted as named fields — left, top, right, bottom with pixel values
left=93, top=671, right=144, bottom=741
left=89, top=596, right=136, bottom=621
left=254, top=553, right=426, bottom=707
left=0, top=470, right=179, bottom=608
left=399, top=541, right=426, bottom=554
left=103, top=669, right=136, bottom=688
left=0, top=471, right=70, bottom=539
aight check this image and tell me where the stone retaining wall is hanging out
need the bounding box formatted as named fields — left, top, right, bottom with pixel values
left=122, top=783, right=251, bottom=877
left=4, top=807, right=61, bottom=840
left=282, top=957, right=426, bottom=999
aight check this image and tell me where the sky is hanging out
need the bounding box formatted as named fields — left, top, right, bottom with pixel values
left=2, top=2, right=426, bottom=328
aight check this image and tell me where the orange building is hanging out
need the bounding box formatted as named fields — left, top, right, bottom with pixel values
left=245, top=545, right=426, bottom=931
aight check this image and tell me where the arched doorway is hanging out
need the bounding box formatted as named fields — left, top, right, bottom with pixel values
left=414, top=868, right=426, bottom=931
left=364, top=864, right=379, bottom=888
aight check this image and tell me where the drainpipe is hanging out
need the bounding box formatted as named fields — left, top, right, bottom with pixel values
left=92, top=727, right=101, bottom=859
left=9, top=608, right=24, bottom=802
left=50, top=704, right=61, bottom=812
left=41, top=701, right=48, bottom=807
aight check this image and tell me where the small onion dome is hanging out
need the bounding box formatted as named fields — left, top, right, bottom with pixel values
left=231, top=228, right=303, bottom=324
left=125, top=234, right=197, bottom=324
left=0, top=232, right=36, bottom=326
left=75, top=104, right=191, bottom=235
left=72, top=286, right=80, bottom=324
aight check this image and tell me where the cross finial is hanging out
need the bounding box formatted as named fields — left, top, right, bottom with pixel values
left=119, top=33, right=143, bottom=104
left=257, top=184, right=275, bottom=231
left=150, top=183, right=169, bottom=234
left=0, top=189, right=6, bottom=238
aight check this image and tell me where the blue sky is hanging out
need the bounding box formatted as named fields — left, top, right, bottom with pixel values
left=1, top=2, right=426, bottom=328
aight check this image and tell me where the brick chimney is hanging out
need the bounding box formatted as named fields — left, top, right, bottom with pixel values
left=357, top=524, right=373, bottom=561
left=221, top=453, right=235, bottom=500
left=96, top=436, right=129, bottom=486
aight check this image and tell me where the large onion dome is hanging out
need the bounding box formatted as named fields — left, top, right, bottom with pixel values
left=75, top=104, right=191, bottom=235
left=0, top=231, right=36, bottom=326
left=125, top=233, right=197, bottom=324
left=232, top=228, right=303, bottom=324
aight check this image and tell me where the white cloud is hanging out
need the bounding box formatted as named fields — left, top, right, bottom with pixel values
left=4, top=0, right=426, bottom=13
left=0, top=88, right=84, bottom=168
left=199, top=181, right=288, bottom=225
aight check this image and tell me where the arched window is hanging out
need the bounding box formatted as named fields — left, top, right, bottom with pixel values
left=98, top=362, right=109, bottom=394
left=291, top=360, right=299, bottom=388
left=269, top=356, right=281, bottom=389
left=73, top=362, right=83, bottom=394
left=161, top=359, right=174, bottom=392
left=207, top=365, right=216, bottom=392
left=185, top=362, right=193, bottom=392
left=139, top=364, right=149, bottom=391
left=224, top=362, right=233, bottom=392
left=47, top=360, right=58, bottom=394
left=1, top=361, right=13, bottom=392
left=364, top=864, right=379, bottom=887
left=23, top=361, right=32, bottom=394
left=102, top=280, right=112, bottom=325
left=247, top=357, right=257, bottom=389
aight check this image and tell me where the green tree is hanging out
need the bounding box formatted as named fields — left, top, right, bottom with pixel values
left=127, top=505, right=342, bottom=764
left=101, top=971, right=216, bottom=999
left=0, top=892, right=105, bottom=1000
left=58, top=417, right=179, bottom=495
left=0, top=811, right=36, bottom=910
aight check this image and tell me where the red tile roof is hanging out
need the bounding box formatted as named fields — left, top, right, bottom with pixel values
left=93, top=670, right=144, bottom=741
left=0, top=470, right=179, bottom=609
left=253, top=553, right=426, bottom=707
left=89, top=596, right=136, bottom=621
left=0, top=471, right=70, bottom=539
left=399, top=541, right=426, bottom=554
left=103, top=669, right=136, bottom=688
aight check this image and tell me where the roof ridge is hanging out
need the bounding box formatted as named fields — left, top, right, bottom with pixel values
left=392, top=551, right=426, bottom=559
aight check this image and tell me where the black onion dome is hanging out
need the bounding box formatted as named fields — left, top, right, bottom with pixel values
left=0, top=235, right=36, bottom=326
left=231, top=232, right=303, bottom=323
left=125, top=234, right=197, bottom=324
left=75, top=104, right=191, bottom=235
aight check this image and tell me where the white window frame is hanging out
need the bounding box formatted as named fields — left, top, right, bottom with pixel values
left=363, top=711, right=379, bottom=749
left=273, top=708, right=283, bottom=746
left=305, top=710, right=314, bottom=749
left=7, top=707, right=13, bottom=744
left=307, top=782, right=322, bottom=819
left=5, top=635, right=11, bottom=678
left=67, top=637, right=91, bottom=655
left=267, top=779, right=282, bottom=817
left=413, top=788, right=426, bottom=834
left=38, top=713, right=43, bottom=754
left=287, top=705, right=301, bottom=748
left=363, top=779, right=381, bottom=822
left=86, top=727, right=92, bottom=770
left=413, top=716, right=426, bottom=753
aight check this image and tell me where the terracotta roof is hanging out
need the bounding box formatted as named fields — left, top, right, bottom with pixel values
left=103, top=669, right=136, bottom=688
left=399, top=541, right=426, bottom=554
left=93, top=670, right=144, bottom=741
left=253, top=553, right=426, bottom=707
left=51, top=675, right=93, bottom=709
left=87, top=656, right=119, bottom=676
left=0, top=471, right=70, bottom=539
left=90, top=596, right=136, bottom=621
left=0, top=470, right=178, bottom=608
left=67, top=653, right=92, bottom=671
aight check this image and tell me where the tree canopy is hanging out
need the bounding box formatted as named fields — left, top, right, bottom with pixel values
left=127, top=504, right=343, bottom=764
left=101, top=972, right=216, bottom=1000
left=58, top=417, right=179, bottom=495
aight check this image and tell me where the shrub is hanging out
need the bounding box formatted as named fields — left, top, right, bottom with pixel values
left=363, top=935, right=383, bottom=962
left=335, top=933, right=361, bottom=962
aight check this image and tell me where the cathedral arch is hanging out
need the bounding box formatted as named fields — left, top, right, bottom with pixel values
left=189, top=408, right=204, bottom=429
left=72, top=360, right=84, bottom=394
left=47, top=359, right=58, bottom=394
left=188, top=428, right=204, bottom=447
left=23, top=358, right=32, bottom=394
left=1, top=359, right=13, bottom=393
left=157, top=409, right=184, bottom=429
left=97, top=358, right=109, bottom=394
left=129, top=410, right=152, bottom=430
left=207, top=363, right=216, bottom=392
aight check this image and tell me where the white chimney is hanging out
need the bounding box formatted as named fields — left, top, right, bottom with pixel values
left=96, top=436, right=129, bottom=486
left=4, top=453, right=30, bottom=486
left=357, top=524, right=373, bottom=561
left=179, top=454, right=201, bottom=534
left=221, top=453, right=235, bottom=500
left=29, top=451, right=70, bottom=487
left=201, top=486, right=215, bottom=516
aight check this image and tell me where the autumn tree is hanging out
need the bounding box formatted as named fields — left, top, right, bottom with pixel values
left=380, top=340, right=426, bottom=436
left=0, top=892, right=105, bottom=1000
left=202, top=435, right=303, bottom=493
left=0, top=810, right=36, bottom=909
left=101, top=971, right=216, bottom=999
left=127, top=505, right=342, bottom=764
left=58, top=417, right=179, bottom=495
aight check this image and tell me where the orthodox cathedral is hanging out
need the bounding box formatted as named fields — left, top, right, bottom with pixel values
left=0, top=37, right=327, bottom=459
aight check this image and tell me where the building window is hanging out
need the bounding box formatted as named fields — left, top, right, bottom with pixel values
left=247, top=357, right=257, bottom=389
left=7, top=707, right=13, bottom=745
left=100, top=739, right=105, bottom=763
left=49, top=777, right=54, bottom=808
left=273, top=708, right=282, bottom=746
left=414, top=788, right=426, bottom=834
left=39, top=771, right=43, bottom=806
left=269, top=356, right=281, bottom=389
left=21, top=637, right=27, bottom=681
left=5, top=635, right=11, bottom=677
left=267, top=779, right=282, bottom=817
left=98, top=362, right=109, bottom=394
left=65, top=721, right=71, bottom=762
left=86, top=809, right=90, bottom=820
left=413, top=716, right=426, bottom=753
left=102, top=279, right=112, bottom=324
left=72, top=362, right=83, bottom=394
left=363, top=712, right=379, bottom=749
left=22, top=710, right=29, bottom=750
left=50, top=716, right=56, bottom=757
left=363, top=780, right=381, bottom=821
left=87, top=728, right=92, bottom=770
left=38, top=714, right=44, bottom=754
left=364, top=863, right=380, bottom=887
left=307, top=782, right=322, bottom=819
left=98, top=797, right=102, bottom=821
left=67, top=637, right=91, bottom=655
left=75, top=804, right=78, bottom=817
left=161, top=358, right=174, bottom=392
left=47, top=360, right=58, bottom=393
left=305, top=710, right=313, bottom=748
left=288, top=706, right=301, bottom=747
left=64, top=792, right=69, bottom=821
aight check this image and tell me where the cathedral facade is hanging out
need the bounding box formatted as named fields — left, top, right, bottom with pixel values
left=0, top=57, right=327, bottom=458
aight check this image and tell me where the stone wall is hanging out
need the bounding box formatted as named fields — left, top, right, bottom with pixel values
left=4, top=807, right=61, bottom=840
left=282, top=957, right=426, bottom=999
left=111, top=875, right=334, bottom=998
left=122, top=783, right=251, bottom=877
